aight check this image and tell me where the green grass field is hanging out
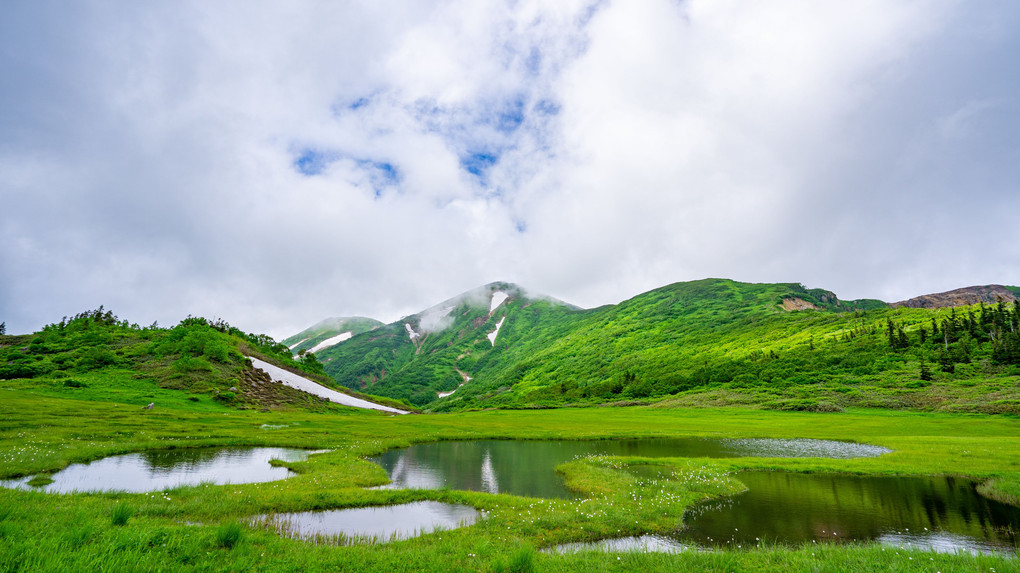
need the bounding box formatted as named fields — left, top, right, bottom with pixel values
left=1, top=388, right=1018, bottom=572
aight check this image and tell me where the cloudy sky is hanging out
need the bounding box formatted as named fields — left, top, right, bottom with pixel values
left=2, top=0, right=1019, bottom=338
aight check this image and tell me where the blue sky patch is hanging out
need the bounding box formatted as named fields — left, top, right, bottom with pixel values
left=357, top=159, right=401, bottom=194
left=534, top=99, right=560, bottom=116
left=461, top=152, right=498, bottom=178
left=496, top=97, right=526, bottom=134
left=293, top=149, right=338, bottom=176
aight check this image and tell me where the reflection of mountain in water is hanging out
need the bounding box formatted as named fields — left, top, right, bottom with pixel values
left=370, top=438, right=888, bottom=500
left=141, top=448, right=230, bottom=471
left=681, top=472, right=1020, bottom=554
left=480, top=450, right=499, bottom=494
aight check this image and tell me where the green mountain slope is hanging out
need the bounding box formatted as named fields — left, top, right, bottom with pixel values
left=283, top=317, right=383, bottom=355
left=0, top=308, right=409, bottom=413
left=316, top=282, right=580, bottom=405
left=318, top=279, right=1020, bottom=413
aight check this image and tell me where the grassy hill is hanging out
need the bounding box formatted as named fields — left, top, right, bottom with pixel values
left=316, top=279, right=1020, bottom=413
left=0, top=308, right=409, bottom=413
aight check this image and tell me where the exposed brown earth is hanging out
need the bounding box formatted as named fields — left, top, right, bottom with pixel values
left=780, top=297, right=820, bottom=311
left=891, top=285, right=1018, bottom=309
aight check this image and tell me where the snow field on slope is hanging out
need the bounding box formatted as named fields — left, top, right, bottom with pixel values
left=247, top=357, right=407, bottom=414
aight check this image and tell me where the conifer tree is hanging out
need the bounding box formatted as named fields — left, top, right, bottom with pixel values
left=919, top=359, right=933, bottom=382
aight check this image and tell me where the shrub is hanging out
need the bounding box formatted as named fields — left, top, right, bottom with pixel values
left=172, top=356, right=213, bottom=373
left=213, top=391, right=236, bottom=404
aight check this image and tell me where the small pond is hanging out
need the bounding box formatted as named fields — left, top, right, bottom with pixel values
left=549, top=471, right=1020, bottom=556
left=1, top=447, right=313, bottom=493
left=259, top=501, right=481, bottom=543
left=370, top=438, right=889, bottom=499
left=682, top=471, right=1019, bottom=554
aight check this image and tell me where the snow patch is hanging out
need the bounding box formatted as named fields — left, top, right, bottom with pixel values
left=437, top=386, right=462, bottom=398
left=438, top=369, right=472, bottom=398
left=405, top=323, right=420, bottom=340
left=487, top=317, right=506, bottom=346
left=307, top=332, right=353, bottom=353
left=246, top=356, right=407, bottom=414
left=288, top=337, right=311, bottom=350
left=489, top=291, right=509, bottom=313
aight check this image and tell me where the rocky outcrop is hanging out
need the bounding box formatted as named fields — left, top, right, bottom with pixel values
left=891, top=285, right=1018, bottom=309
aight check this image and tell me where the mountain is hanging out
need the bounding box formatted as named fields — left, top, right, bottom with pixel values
left=314, top=282, right=579, bottom=406
left=892, top=285, right=1019, bottom=309
left=283, top=317, right=383, bottom=355
left=311, top=279, right=1020, bottom=414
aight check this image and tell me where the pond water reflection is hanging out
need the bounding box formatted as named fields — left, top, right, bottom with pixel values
left=550, top=471, right=1019, bottom=556
left=1, top=447, right=312, bottom=493
left=370, top=438, right=889, bottom=499
left=260, top=502, right=481, bottom=543
left=682, top=471, right=1020, bottom=555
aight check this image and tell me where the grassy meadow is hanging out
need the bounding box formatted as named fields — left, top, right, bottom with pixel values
left=1, top=389, right=1019, bottom=572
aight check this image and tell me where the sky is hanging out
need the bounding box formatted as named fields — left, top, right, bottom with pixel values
left=2, top=0, right=1019, bottom=339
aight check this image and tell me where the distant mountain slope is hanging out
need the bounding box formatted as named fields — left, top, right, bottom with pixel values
left=892, top=285, right=1019, bottom=309
left=283, top=317, right=383, bottom=355
left=316, top=282, right=580, bottom=405
left=315, top=279, right=1020, bottom=414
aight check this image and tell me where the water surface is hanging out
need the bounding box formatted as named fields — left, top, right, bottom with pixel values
left=370, top=438, right=888, bottom=499
left=261, top=501, right=481, bottom=543
left=1, top=447, right=312, bottom=493
left=681, top=471, right=1019, bottom=554
left=547, top=472, right=1019, bottom=556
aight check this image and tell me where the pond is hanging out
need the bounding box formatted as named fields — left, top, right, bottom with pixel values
left=369, top=438, right=889, bottom=499
left=259, top=501, right=481, bottom=543
left=682, top=471, right=1020, bottom=554
left=1, top=447, right=313, bottom=493
left=551, top=471, right=1020, bottom=556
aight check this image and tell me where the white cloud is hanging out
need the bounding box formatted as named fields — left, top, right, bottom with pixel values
left=2, top=0, right=1019, bottom=336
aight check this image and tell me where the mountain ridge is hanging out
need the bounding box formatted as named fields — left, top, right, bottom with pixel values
left=891, top=285, right=1019, bottom=309
left=304, top=278, right=1020, bottom=413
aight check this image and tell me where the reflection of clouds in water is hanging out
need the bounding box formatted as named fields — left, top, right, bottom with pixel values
left=1, top=447, right=309, bottom=493
left=878, top=532, right=1009, bottom=556
left=375, top=451, right=445, bottom=490
left=546, top=535, right=694, bottom=554
left=262, top=502, right=480, bottom=543
left=725, top=438, right=890, bottom=459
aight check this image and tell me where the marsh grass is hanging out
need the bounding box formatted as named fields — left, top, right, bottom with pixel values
left=25, top=474, right=54, bottom=487
left=110, top=502, right=134, bottom=526
left=1, top=391, right=1019, bottom=571
left=214, top=521, right=245, bottom=548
